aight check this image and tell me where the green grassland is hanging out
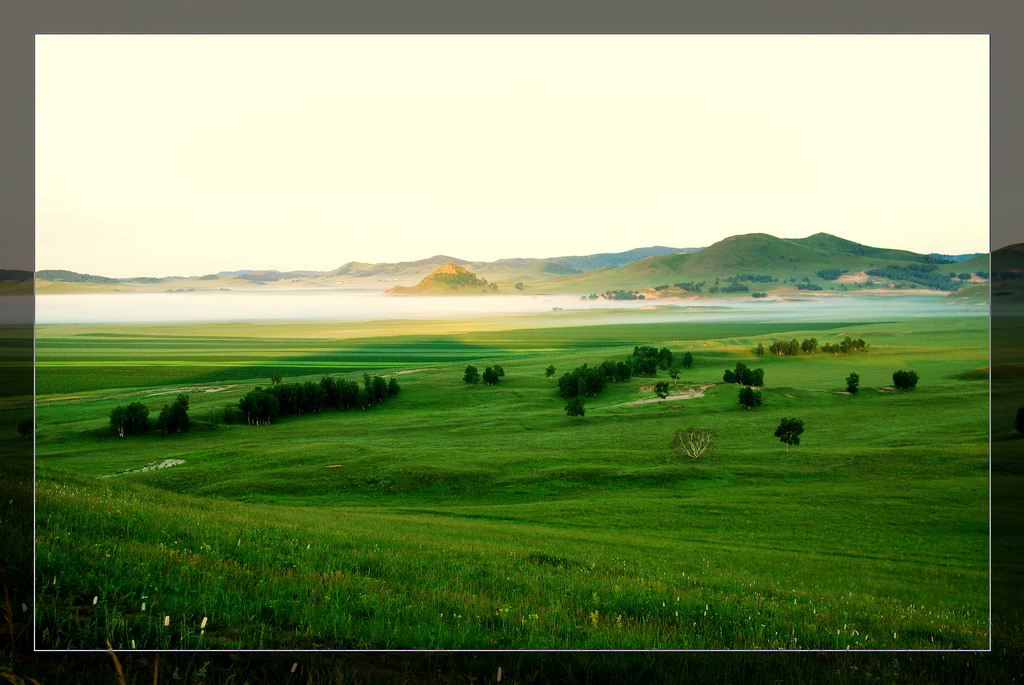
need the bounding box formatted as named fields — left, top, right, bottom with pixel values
left=34, top=311, right=989, bottom=651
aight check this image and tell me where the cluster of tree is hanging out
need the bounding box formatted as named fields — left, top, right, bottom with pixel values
left=752, top=292, right=768, bottom=298
left=632, top=346, right=674, bottom=376
left=109, top=402, right=151, bottom=437
left=723, top=362, right=764, bottom=386
left=795, top=283, right=823, bottom=291
left=483, top=365, right=505, bottom=385
left=864, top=265, right=960, bottom=291
left=892, top=370, right=919, bottom=390
left=720, top=282, right=749, bottom=293
left=238, top=374, right=399, bottom=426
left=821, top=337, right=869, bottom=355
left=156, top=394, right=191, bottom=434
left=599, top=290, right=645, bottom=300
left=557, top=364, right=607, bottom=399
left=673, top=281, right=706, bottom=293
left=731, top=274, right=777, bottom=283
left=816, top=268, right=845, bottom=281
left=463, top=364, right=506, bottom=385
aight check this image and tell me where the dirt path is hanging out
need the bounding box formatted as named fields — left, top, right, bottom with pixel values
left=40, top=384, right=240, bottom=404
left=614, top=383, right=717, bottom=407
left=101, top=458, right=185, bottom=478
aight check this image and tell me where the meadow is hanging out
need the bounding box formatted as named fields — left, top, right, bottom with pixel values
left=33, top=307, right=989, bottom=651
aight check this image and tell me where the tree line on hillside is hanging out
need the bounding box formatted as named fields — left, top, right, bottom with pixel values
left=235, top=374, right=400, bottom=425
left=864, top=264, right=962, bottom=291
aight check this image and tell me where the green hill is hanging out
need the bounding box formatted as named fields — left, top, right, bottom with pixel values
left=540, top=233, right=988, bottom=295
left=789, top=232, right=940, bottom=264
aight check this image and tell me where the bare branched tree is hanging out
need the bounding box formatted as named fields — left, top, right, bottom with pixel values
left=670, top=427, right=717, bottom=467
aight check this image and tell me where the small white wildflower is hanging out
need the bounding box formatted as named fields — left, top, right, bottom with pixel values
left=200, top=616, right=208, bottom=629
left=164, top=615, right=170, bottom=627
left=131, top=639, right=136, bottom=649
left=92, top=596, right=98, bottom=605
left=21, top=603, right=27, bottom=613
left=142, top=602, right=146, bottom=612
left=291, top=663, right=298, bottom=673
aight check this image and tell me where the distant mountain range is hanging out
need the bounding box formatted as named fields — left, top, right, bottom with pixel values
left=28, top=234, right=995, bottom=296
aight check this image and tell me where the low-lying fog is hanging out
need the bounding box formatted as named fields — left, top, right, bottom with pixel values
left=33, top=291, right=986, bottom=325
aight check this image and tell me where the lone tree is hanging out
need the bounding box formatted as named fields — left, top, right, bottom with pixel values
left=110, top=402, right=150, bottom=437
left=565, top=396, right=585, bottom=418
left=270, top=373, right=283, bottom=385
left=669, top=364, right=681, bottom=380
left=774, top=417, right=804, bottom=449
left=682, top=352, right=694, bottom=369
left=463, top=365, right=480, bottom=385
left=654, top=382, right=670, bottom=399
left=892, top=370, right=919, bottom=390
left=545, top=364, right=556, bottom=379
left=17, top=419, right=32, bottom=439
left=738, top=386, right=763, bottom=409
left=845, top=372, right=860, bottom=395
left=1015, top=406, right=1024, bottom=436
left=670, top=427, right=717, bottom=468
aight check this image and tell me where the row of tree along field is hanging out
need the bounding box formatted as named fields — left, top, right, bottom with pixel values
left=107, top=374, right=400, bottom=435
left=753, top=336, right=868, bottom=357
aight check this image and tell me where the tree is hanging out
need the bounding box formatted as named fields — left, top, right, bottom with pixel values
left=738, top=386, right=762, bottom=409
left=892, top=370, right=919, bottom=390
left=613, top=361, right=632, bottom=382
left=845, top=372, right=860, bottom=395
left=752, top=343, right=765, bottom=357
left=17, top=419, right=32, bottom=439
left=514, top=281, right=524, bottom=291
left=657, top=347, right=674, bottom=370
left=682, top=352, right=694, bottom=369
left=670, top=427, right=716, bottom=467
left=482, top=366, right=499, bottom=385
left=157, top=394, right=190, bottom=434
left=565, top=396, right=585, bottom=418
left=774, top=417, right=804, bottom=448
left=494, top=364, right=505, bottom=378
left=654, top=382, right=670, bottom=399
left=271, top=373, right=283, bottom=385
left=463, top=365, right=480, bottom=385
left=387, top=377, right=401, bottom=398
left=110, top=402, right=150, bottom=437
left=669, top=365, right=681, bottom=380
left=545, top=364, right=556, bottom=379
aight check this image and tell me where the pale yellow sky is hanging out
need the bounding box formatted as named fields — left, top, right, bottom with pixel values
left=36, top=35, right=988, bottom=277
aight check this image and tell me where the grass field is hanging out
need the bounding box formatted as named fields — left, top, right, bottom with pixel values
left=33, top=308, right=989, bottom=651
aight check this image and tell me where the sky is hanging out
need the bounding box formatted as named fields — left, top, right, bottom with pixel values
left=36, top=35, right=988, bottom=278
